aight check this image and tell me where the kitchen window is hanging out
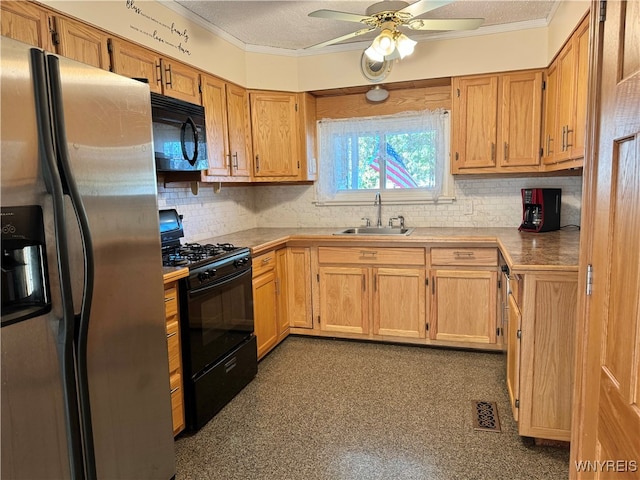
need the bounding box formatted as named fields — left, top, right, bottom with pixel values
left=316, top=109, right=452, bottom=205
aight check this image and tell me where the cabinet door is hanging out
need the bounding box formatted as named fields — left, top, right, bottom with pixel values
left=431, top=269, right=498, bottom=344
left=541, top=63, right=559, bottom=165
left=109, top=38, right=162, bottom=94
left=160, top=59, right=201, bottom=105
left=373, top=267, right=426, bottom=339
left=318, top=266, right=369, bottom=335
left=518, top=273, right=577, bottom=440
left=250, top=92, right=298, bottom=177
left=498, top=71, right=542, bottom=169
left=570, top=16, right=589, bottom=160
left=554, top=40, right=576, bottom=164
left=287, top=247, right=313, bottom=329
left=298, top=92, right=318, bottom=181
left=1, top=0, right=53, bottom=51
left=253, top=270, right=279, bottom=359
left=275, top=249, right=289, bottom=340
left=226, top=84, right=252, bottom=177
left=54, top=16, right=110, bottom=70
left=201, top=74, right=230, bottom=176
left=452, top=75, right=499, bottom=172
left=506, top=293, right=521, bottom=422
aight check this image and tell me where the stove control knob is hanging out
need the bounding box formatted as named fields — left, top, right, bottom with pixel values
left=208, top=268, right=217, bottom=277
left=198, top=271, right=210, bottom=281
left=234, top=258, right=248, bottom=268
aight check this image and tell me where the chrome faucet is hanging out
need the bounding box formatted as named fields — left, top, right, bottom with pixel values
left=374, top=192, right=382, bottom=227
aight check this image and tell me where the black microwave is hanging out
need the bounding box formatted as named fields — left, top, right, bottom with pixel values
left=150, top=92, right=208, bottom=172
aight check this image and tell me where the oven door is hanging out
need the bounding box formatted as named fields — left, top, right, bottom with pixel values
left=184, top=268, right=254, bottom=376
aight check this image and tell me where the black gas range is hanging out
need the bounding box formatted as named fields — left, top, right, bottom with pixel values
left=162, top=242, right=251, bottom=290
left=159, top=209, right=257, bottom=431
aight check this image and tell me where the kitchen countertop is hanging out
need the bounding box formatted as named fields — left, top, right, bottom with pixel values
left=197, top=227, right=581, bottom=273
left=163, top=266, right=189, bottom=283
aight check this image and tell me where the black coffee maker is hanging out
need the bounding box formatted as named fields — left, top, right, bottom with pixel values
left=519, top=188, right=561, bottom=232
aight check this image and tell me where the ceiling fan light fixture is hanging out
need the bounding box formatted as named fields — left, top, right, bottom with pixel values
left=371, top=28, right=396, bottom=56
left=395, top=33, right=417, bottom=58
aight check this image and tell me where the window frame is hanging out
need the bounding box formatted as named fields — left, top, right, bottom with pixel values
left=315, top=109, right=454, bottom=206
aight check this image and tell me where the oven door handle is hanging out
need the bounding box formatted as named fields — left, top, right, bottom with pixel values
left=189, top=268, right=251, bottom=296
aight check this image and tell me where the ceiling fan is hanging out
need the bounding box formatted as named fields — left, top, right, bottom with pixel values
left=306, top=0, right=484, bottom=61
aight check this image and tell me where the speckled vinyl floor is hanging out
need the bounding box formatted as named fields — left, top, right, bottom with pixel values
left=175, top=336, right=570, bottom=480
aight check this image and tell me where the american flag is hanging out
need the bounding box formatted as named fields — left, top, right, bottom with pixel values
left=369, top=143, right=418, bottom=188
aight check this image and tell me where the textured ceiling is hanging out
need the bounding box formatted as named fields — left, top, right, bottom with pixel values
left=173, top=0, right=558, bottom=51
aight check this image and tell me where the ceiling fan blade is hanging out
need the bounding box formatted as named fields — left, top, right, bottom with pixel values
left=397, top=0, right=453, bottom=20
left=305, top=27, right=377, bottom=49
left=406, top=18, right=484, bottom=31
left=308, top=9, right=374, bottom=25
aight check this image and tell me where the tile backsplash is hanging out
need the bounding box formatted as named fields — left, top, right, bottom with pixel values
left=158, top=176, right=582, bottom=241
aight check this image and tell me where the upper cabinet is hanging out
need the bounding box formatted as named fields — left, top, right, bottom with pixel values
left=250, top=91, right=299, bottom=179
left=109, top=37, right=201, bottom=105
left=451, top=70, right=543, bottom=174
left=249, top=91, right=317, bottom=182
left=542, top=15, right=589, bottom=171
left=0, top=0, right=53, bottom=51
left=200, top=74, right=252, bottom=180
left=53, top=16, right=110, bottom=71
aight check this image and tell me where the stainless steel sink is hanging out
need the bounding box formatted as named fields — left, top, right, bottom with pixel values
left=333, top=226, right=415, bottom=236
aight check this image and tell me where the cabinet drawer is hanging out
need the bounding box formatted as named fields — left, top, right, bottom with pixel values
left=167, top=319, right=180, bottom=373
left=252, top=251, right=276, bottom=277
left=169, top=372, right=184, bottom=434
left=164, top=285, right=178, bottom=318
left=431, top=247, right=497, bottom=266
left=318, top=247, right=424, bottom=266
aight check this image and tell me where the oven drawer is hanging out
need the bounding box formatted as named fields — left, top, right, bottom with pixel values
left=252, top=251, right=276, bottom=277
left=317, top=246, right=424, bottom=266
left=430, top=247, right=498, bottom=266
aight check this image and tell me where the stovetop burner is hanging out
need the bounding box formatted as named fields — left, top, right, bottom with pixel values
left=162, top=242, right=241, bottom=268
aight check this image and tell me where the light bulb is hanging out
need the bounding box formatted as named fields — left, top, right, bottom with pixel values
left=371, top=29, right=396, bottom=57
left=396, top=33, right=417, bottom=59
left=364, top=46, right=385, bottom=63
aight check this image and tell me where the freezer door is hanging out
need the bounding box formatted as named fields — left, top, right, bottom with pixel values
left=1, top=38, right=71, bottom=480
left=52, top=51, right=176, bottom=478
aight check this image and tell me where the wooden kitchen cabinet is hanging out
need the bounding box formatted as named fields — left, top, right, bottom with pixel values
left=200, top=74, right=252, bottom=180
left=109, top=37, right=201, bottom=104
left=451, top=70, right=543, bottom=174
left=506, top=271, right=578, bottom=441
left=373, top=267, right=426, bottom=339
left=316, top=246, right=426, bottom=340
left=53, top=16, right=110, bottom=71
left=429, top=247, right=499, bottom=346
left=164, top=280, right=185, bottom=436
left=0, top=0, right=54, bottom=51
left=542, top=14, right=589, bottom=171
left=252, top=249, right=289, bottom=359
left=318, top=266, right=370, bottom=335
left=505, top=274, right=523, bottom=422
left=249, top=90, right=317, bottom=181
left=286, top=247, right=313, bottom=329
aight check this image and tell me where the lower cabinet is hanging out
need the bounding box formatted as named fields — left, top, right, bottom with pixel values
left=252, top=248, right=290, bottom=359
left=429, top=247, right=499, bottom=346
left=286, top=247, right=313, bottom=329
left=507, top=271, right=578, bottom=441
left=163, top=279, right=185, bottom=436
left=316, top=247, right=427, bottom=341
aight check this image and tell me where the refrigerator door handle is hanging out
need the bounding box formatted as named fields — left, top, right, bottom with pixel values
left=46, top=53, right=98, bottom=480
left=30, top=48, right=86, bottom=480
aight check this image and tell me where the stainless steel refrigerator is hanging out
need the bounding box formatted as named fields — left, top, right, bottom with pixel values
left=1, top=37, right=176, bottom=479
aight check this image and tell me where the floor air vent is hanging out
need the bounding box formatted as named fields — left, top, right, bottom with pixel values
left=472, top=400, right=502, bottom=433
